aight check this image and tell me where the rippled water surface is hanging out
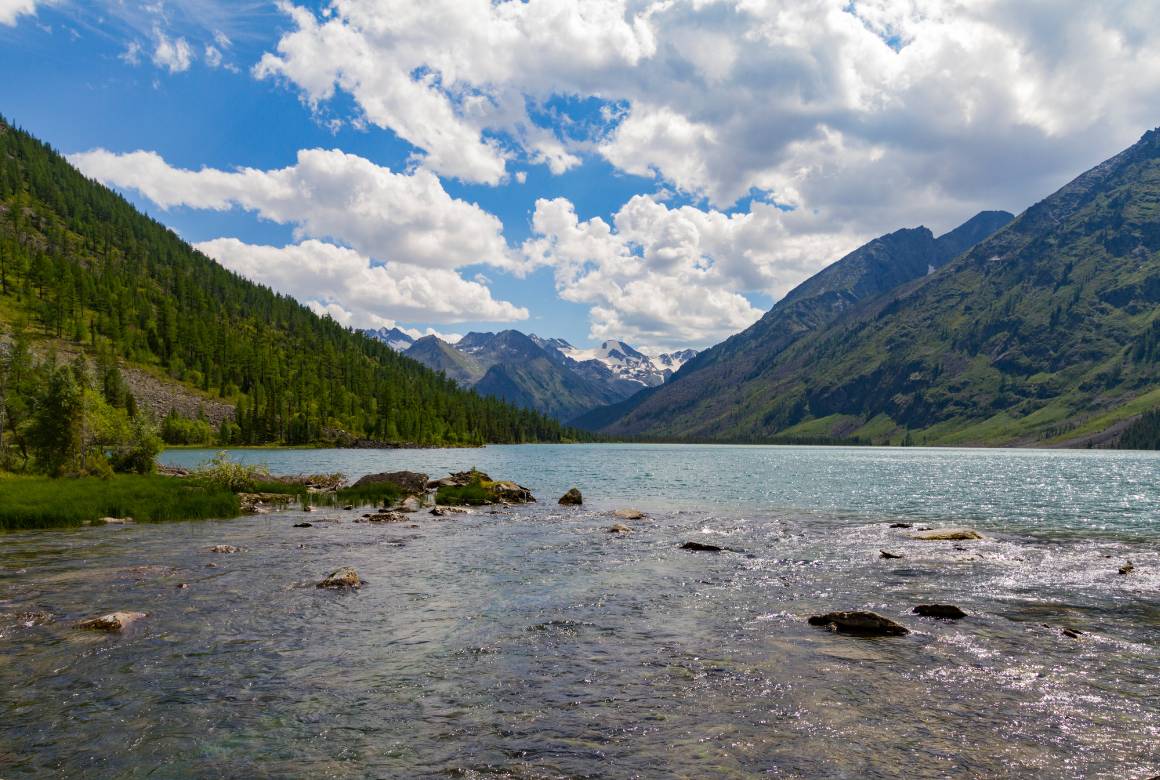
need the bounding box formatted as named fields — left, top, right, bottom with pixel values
left=2, top=445, right=1158, bottom=778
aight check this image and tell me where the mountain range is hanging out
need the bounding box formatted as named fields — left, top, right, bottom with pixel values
left=363, top=327, right=697, bottom=422
left=581, top=129, right=1160, bottom=447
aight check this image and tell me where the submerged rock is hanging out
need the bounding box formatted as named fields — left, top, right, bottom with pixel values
left=1061, top=628, right=1083, bottom=639
left=608, top=523, right=631, bottom=534
left=293, top=522, right=313, bottom=528
left=10, top=610, right=54, bottom=627
left=913, top=528, right=983, bottom=541
left=807, top=611, right=909, bottom=636
left=351, top=471, right=429, bottom=494
left=880, top=550, right=905, bottom=559
left=1119, top=560, right=1134, bottom=575
left=317, top=567, right=363, bottom=589
left=680, top=541, right=723, bottom=552
left=430, top=506, right=469, bottom=517
left=75, top=611, right=147, bottom=632
left=889, top=522, right=913, bottom=529
left=612, top=509, right=645, bottom=520
left=238, top=492, right=293, bottom=514
left=558, top=487, right=583, bottom=506
left=208, top=544, right=241, bottom=554
left=365, top=512, right=407, bottom=523
left=913, top=604, right=968, bottom=619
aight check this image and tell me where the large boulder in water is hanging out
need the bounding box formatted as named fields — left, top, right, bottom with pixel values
left=913, top=528, right=983, bottom=541
left=317, top=567, right=363, bottom=589
left=807, top=610, right=909, bottom=636
left=490, top=481, right=535, bottom=504
left=558, top=487, right=583, bottom=506
left=75, top=611, right=148, bottom=632
left=352, top=471, right=429, bottom=494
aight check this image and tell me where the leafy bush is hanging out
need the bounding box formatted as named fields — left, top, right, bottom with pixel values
left=190, top=451, right=271, bottom=492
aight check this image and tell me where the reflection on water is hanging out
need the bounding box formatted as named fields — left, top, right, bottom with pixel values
left=2, top=445, right=1158, bottom=778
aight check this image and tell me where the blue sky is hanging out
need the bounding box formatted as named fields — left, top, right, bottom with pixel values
left=1, top=0, right=1155, bottom=352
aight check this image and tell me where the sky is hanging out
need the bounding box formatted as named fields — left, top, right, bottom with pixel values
left=1, top=0, right=1158, bottom=354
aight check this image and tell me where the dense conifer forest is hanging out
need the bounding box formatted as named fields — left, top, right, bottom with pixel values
left=0, top=116, right=584, bottom=473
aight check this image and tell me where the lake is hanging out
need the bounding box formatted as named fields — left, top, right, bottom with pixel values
left=2, top=445, right=1157, bottom=778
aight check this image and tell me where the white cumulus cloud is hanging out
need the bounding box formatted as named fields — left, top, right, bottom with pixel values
left=522, top=195, right=866, bottom=348
left=69, top=147, right=521, bottom=272
left=195, top=238, right=528, bottom=326
left=0, top=0, right=42, bottom=26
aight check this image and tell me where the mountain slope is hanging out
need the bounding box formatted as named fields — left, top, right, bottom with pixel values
left=404, top=329, right=692, bottom=420
left=582, top=210, right=1012, bottom=433
left=405, top=336, right=487, bottom=386
left=597, top=130, right=1160, bottom=445
left=0, top=117, right=582, bottom=446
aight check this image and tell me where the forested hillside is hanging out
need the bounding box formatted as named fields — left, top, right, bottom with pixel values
left=592, top=130, right=1160, bottom=446
left=0, top=117, right=582, bottom=452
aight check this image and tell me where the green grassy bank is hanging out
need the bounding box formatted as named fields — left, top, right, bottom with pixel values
left=0, top=475, right=242, bottom=530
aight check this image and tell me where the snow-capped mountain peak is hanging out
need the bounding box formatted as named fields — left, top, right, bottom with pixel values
left=555, top=339, right=698, bottom=387
left=361, top=327, right=415, bottom=352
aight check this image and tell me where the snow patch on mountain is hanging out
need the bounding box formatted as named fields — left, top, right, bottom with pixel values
left=547, top=338, right=699, bottom=387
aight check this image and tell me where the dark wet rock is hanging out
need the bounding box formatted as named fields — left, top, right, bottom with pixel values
left=680, top=541, right=723, bottom=552
left=913, top=604, right=968, bottom=619
left=447, top=469, right=491, bottom=486
left=75, top=611, right=147, bottom=632
left=317, top=567, right=363, bottom=589
left=208, top=544, right=240, bottom=554
left=205, top=562, right=219, bottom=568
left=430, top=507, right=447, bottom=516
left=880, top=550, right=904, bottom=559
left=612, top=509, right=646, bottom=520
left=889, top=522, right=913, bottom=529
left=351, top=471, right=429, bottom=494
left=913, top=528, right=983, bottom=541
left=293, top=522, right=313, bottom=528
left=490, top=481, right=535, bottom=504
left=1062, top=628, right=1083, bottom=639
left=343, top=505, right=354, bottom=511
left=365, top=511, right=407, bottom=523
left=807, top=611, right=909, bottom=636
left=608, top=523, right=631, bottom=534
left=558, top=487, right=583, bottom=506
left=1119, top=560, right=1134, bottom=575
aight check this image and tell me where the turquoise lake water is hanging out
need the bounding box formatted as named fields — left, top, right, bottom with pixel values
left=1, top=445, right=1157, bottom=777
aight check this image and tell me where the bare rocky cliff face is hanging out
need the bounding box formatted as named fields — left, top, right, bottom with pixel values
left=121, top=367, right=234, bottom=426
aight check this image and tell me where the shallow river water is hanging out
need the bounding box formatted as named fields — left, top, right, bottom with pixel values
left=2, top=445, right=1158, bottom=778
